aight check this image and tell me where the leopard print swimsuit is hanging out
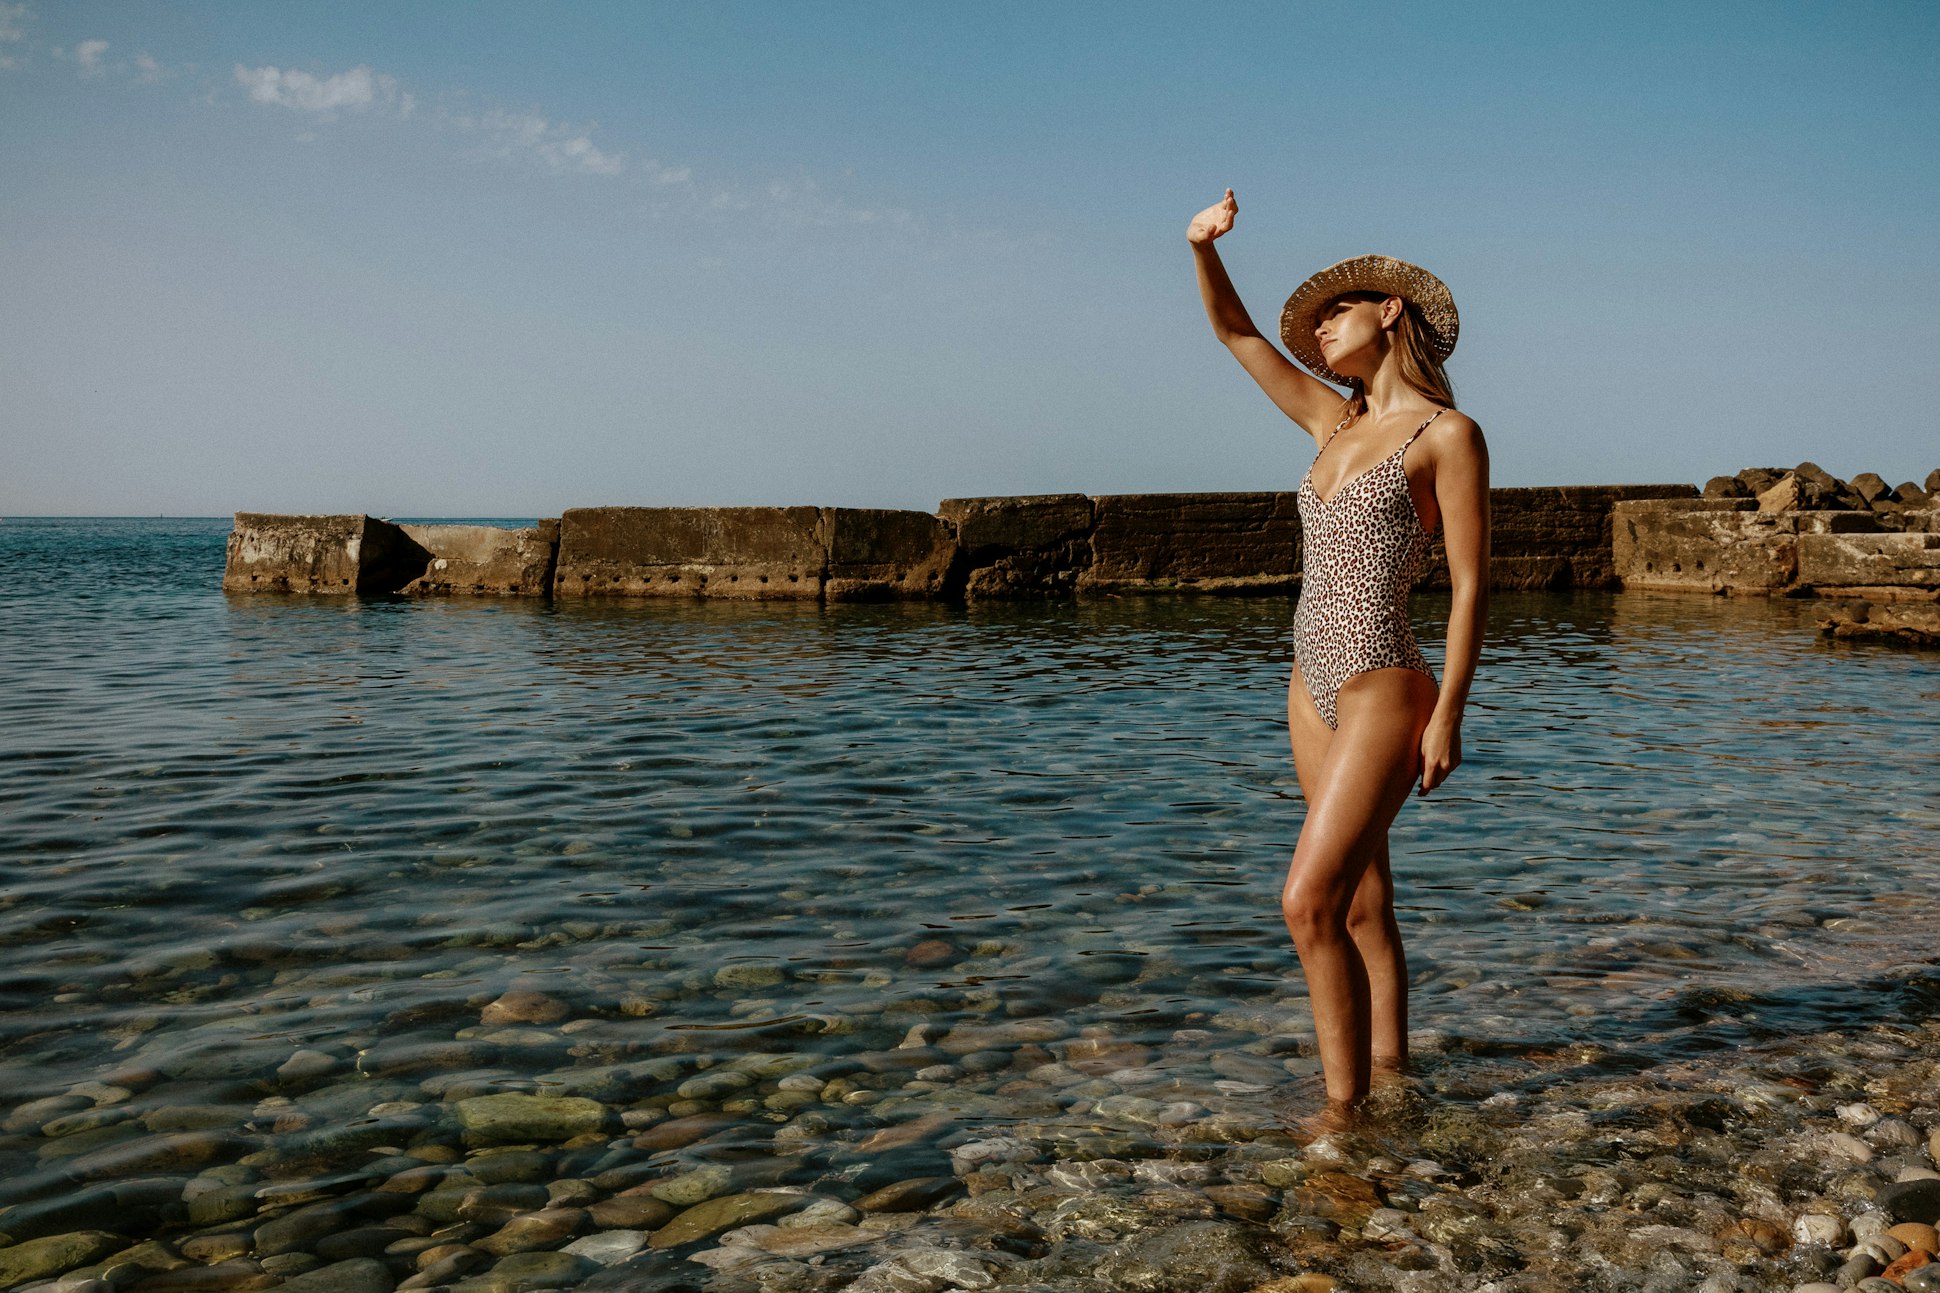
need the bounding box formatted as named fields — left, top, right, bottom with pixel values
left=1293, top=408, right=1445, bottom=729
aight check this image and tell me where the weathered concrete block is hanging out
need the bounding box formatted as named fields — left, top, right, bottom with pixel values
left=938, top=495, right=1095, bottom=599
left=400, top=521, right=558, bottom=596
left=1419, top=484, right=1697, bottom=590
left=1798, top=532, right=1940, bottom=595
left=1900, top=508, right=1940, bottom=535
left=223, top=514, right=429, bottom=595
left=1796, top=510, right=1884, bottom=534
left=824, top=508, right=957, bottom=601
left=1080, top=492, right=1301, bottom=595
left=942, top=494, right=1094, bottom=552
left=224, top=480, right=1762, bottom=603
left=1612, top=498, right=1797, bottom=593
left=554, top=507, right=825, bottom=599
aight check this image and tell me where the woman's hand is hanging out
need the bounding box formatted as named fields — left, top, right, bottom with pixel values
left=1188, top=188, right=1237, bottom=244
left=1418, top=716, right=1461, bottom=795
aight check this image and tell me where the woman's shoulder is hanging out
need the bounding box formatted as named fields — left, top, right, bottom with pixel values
left=1422, top=407, right=1488, bottom=476
left=1425, top=406, right=1486, bottom=449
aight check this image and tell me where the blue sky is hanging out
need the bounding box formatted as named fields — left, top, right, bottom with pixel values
left=3, top=1, right=1936, bottom=516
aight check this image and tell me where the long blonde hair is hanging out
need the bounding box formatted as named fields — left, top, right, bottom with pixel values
left=1332, top=293, right=1456, bottom=425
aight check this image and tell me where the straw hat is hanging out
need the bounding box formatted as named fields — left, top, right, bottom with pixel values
left=1279, top=254, right=1459, bottom=388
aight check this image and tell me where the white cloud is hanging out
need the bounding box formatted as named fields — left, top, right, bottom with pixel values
left=474, top=109, right=624, bottom=176
left=763, top=171, right=913, bottom=230
left=134, top=52, right=163, bottom=83
left=75, top=37, right=106, bottom=75
left=202, top=46, right=914, bottom=240
left=233, top=62, right=401, bottom=115
left=0, top=1, right=30, bottom=69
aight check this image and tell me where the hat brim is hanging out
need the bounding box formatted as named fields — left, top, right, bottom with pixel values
left=1280, top=255, right=1459, bottom=387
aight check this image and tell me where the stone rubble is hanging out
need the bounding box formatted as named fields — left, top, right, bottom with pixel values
left=1616, top=461, right=1940, bottom=605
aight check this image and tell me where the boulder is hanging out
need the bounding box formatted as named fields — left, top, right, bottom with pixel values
left=1851, top=472, right=1892, bottom=504
left=553, top=507, right=825, bottom=600
left=223, top=514, right=429, bottom=595
left=399, top=522, right=557, bottom=596
left=1757, top=473, right=1825, bottom=513
left=1703, top=475, right=1751, bottom=499
left=1794, top=461, right=1844, bottom=492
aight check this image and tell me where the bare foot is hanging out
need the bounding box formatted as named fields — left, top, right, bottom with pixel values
left=1359, top=1065, right=1430, bottom=1135
left=1289, top=1097, right=1361, bottom=1145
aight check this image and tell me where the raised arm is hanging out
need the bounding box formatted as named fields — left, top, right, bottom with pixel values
left=1418, top=413, right=1491, bottom=795
left=1188, top=189, right=1347, bottom=442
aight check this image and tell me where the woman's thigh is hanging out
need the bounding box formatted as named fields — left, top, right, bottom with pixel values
left=1287, top=660, right=1334, bottom=801
left=1289, top=669, right=1437, bottom=890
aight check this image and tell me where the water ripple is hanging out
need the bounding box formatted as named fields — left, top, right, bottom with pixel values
left=0, top=518, right=1935, bottom=1118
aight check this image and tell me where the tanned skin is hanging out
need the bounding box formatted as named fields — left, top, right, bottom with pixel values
left=1189, top=188, right=1491, bottom=1125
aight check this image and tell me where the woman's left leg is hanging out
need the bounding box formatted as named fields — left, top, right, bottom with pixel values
left=1347, top=839, right=1407, bottom=1072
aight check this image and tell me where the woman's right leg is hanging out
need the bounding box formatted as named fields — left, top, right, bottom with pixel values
left=1284, top=666, right=1433, bottom=1104
left=1286, top=664, right=1369, bottom=1106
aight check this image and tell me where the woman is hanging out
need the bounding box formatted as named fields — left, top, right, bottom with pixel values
left=1188, top=188, right=1491, bottom=1123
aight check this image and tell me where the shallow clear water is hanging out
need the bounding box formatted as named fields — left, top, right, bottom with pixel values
left=1, top=517, right=1937, bottom=1193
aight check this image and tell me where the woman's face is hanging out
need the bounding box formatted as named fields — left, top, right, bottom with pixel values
left=1314, top=294, right=1397, bottom=377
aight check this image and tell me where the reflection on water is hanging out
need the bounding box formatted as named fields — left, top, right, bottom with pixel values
left=0, top=517, right=1937, bottom=1238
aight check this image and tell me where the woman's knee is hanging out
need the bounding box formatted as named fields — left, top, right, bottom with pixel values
left=1281, top=881, right=1349, bottom=943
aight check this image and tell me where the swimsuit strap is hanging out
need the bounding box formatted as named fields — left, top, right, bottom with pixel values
left=1316, top=415, right=1353, bottom=459
left=1399, top=407, right=1447, bottom=451
left=1325, top=406, right=1447, bottom=453
left=1313, top=406, right=1449, bottom=474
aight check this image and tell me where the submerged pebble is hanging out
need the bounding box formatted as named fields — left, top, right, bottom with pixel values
left=5, top=1012, right=1940, bottom=1291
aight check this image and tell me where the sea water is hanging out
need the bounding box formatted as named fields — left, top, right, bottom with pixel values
left=1, top=516, right=1936, bottom=1264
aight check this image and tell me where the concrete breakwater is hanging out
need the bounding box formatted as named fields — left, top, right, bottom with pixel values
left=1613, top=463, right=1940, bottom=607
left=223, top=485, right=1695, bottom=602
